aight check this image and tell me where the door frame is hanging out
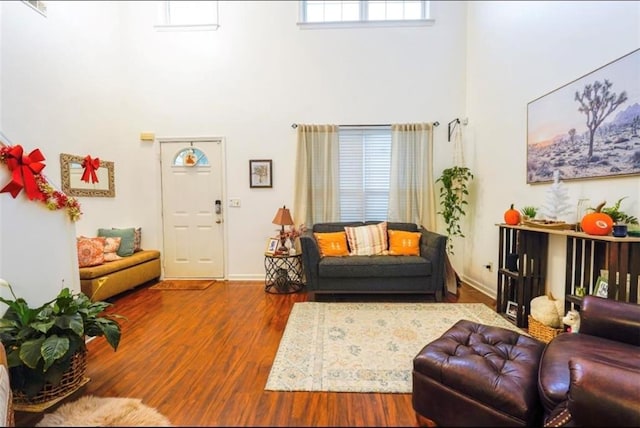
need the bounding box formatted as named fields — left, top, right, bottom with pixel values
left=157, top=136, right=228, bottom=280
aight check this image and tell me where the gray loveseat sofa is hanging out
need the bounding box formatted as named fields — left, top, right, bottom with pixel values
left=300, top=221, right=447, bottom=301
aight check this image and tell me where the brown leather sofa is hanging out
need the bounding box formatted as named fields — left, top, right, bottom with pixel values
left=539, top=296, right=640, bottom=426
left=412, top=296, right=640, bottom=426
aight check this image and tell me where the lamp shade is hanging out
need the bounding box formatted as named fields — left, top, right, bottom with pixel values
left=272, top=205, right=294, bottom=226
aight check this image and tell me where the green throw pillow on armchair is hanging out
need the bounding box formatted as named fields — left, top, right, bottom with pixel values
left=98, top=228, right=136, bottom=257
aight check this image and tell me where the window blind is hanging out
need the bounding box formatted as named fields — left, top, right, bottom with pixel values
left=339, top=127, right=391, bottom=221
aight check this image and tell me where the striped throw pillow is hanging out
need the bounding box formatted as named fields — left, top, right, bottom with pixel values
left=344, top=222, right=388, bottom=256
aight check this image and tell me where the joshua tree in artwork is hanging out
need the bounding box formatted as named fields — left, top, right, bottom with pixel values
left=575, top=79, right=627, bottom=159
left=632, top=115, right=640, bottom=136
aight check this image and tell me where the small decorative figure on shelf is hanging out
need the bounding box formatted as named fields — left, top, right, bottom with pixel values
left=562, top=309, right=581, bottom=333
left=275, top=268, right=289, bottom=291
left=284, top=223, right=307, bottom=255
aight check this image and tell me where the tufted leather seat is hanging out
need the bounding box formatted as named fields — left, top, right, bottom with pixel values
left=413, top=297, right=640, bottom=427
left=412, top=319, right=545, bottom=426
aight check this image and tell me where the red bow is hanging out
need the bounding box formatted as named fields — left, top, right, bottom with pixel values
left=81, top=155, right=101, bottom=184
left=0, top=145, right=46, bottom=200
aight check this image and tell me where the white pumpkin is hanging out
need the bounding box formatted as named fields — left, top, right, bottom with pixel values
left=530, top=293, right=564, bottom=328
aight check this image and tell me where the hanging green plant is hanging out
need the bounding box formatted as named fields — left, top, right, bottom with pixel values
left=436, top=166, right=474, bottom=255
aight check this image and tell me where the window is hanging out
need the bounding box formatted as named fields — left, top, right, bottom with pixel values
left=299, top=0, right=432, bottom=27
left=22, top=0, right=47, bottom=16
left=339, top=127, right=391, bottom=221
left=155, top=1, right=219, bottom=31
left=173, top=147, right=209, bottom=167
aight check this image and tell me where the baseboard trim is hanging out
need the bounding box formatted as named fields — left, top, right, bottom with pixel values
left=227, top=274, right=265, bottom=281
left=460, top=274, right=496, bottom=300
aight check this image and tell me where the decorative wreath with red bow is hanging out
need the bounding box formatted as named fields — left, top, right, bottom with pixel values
left=0, top=144, right=82, bottom=222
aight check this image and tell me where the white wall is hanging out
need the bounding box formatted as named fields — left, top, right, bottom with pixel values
left=1, top=0, right=637, bottom=302
left=119, top=0, right=468, bottom=279
left=463, top=1, right=640, bottom=301
left=1, top=0, right=467, bottom=284
left=0, top=194, right=79, bottom=306
left=0, top=1, right=148, bottom=302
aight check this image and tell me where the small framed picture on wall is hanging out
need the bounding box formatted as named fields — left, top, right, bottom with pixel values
left=250, top=159, right=272, bottom=188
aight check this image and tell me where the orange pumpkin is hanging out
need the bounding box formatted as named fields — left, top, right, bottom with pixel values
left=504, top=204, right=521, bottom=225
left=581, top=202, right=613, bottom=236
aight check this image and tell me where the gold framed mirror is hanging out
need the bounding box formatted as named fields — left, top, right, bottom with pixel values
left=60, top=153, right=115, bottom=197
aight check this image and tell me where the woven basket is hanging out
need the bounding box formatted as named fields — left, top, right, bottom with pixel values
left=528, top=315, right=563, bottom=343
left=13, top=351, right=89, bottom=412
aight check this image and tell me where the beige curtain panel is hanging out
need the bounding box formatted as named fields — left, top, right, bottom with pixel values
left=293, top=124, right=340, bottom=226
left=388, top=122, right=436, bottom=231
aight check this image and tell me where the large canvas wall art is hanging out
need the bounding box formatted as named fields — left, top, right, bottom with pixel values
left=527, top=48, right=640, bottom=184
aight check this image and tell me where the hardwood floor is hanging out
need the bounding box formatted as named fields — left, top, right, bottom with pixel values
left=15, top=280, right=495, bottom=427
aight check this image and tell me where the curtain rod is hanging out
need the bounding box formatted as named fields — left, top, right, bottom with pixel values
left=291, top=122, right=440, bottom=129
left=447, top=117, right=468, bottom=142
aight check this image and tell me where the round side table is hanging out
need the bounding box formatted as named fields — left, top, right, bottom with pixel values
left=264, top=252, right=305, bottom=294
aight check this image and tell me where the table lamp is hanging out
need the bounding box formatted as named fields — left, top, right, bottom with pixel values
left=272, top=205, right=294, bottom=253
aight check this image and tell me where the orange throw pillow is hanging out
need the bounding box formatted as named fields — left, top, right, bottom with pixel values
left=388, top=229, right=421, bottom=256
left=77, top=237, right=106, bottom=267
left=314, top=232, right=350, bottom=257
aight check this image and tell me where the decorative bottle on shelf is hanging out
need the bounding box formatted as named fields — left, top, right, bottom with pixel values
left=575, top=198, right=590, bottom=232
left=288, top=237, right=298, bottom=255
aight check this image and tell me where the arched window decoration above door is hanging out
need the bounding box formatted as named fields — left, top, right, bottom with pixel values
left=173, top=147, right=209, bottom=167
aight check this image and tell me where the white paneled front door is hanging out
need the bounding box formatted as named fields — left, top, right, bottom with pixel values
left=160, top=140, right=224, bottom=278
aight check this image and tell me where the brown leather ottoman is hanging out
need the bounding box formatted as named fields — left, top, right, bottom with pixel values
left=412, top=320, right=545, bottom=427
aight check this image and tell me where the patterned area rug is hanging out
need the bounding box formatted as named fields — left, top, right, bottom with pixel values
left=149, top=280, right=215, bottom=290
left=265, top=302, right=525, bottom=393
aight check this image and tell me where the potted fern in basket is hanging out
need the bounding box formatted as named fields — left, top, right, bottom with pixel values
left=0, top=279, right=124, bottom=405
left=590, top=197, right=639, bottom=237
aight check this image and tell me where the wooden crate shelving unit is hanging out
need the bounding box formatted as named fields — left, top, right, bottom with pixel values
left=497, top=225, right=548, bottom=328
left=496, top=224, right=640, bottom=328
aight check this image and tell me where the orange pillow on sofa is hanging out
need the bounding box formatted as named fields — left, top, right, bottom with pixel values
left=77, top=237, right=106, bottom=267
left=314, top=232, right=350, bottom=257
left=388, top=229, right=421, bottom=256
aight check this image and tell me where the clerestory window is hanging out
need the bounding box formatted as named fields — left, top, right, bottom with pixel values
left=299, top=0, right=432, bottom=28
left=155, top=1, right=219, bottom=32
